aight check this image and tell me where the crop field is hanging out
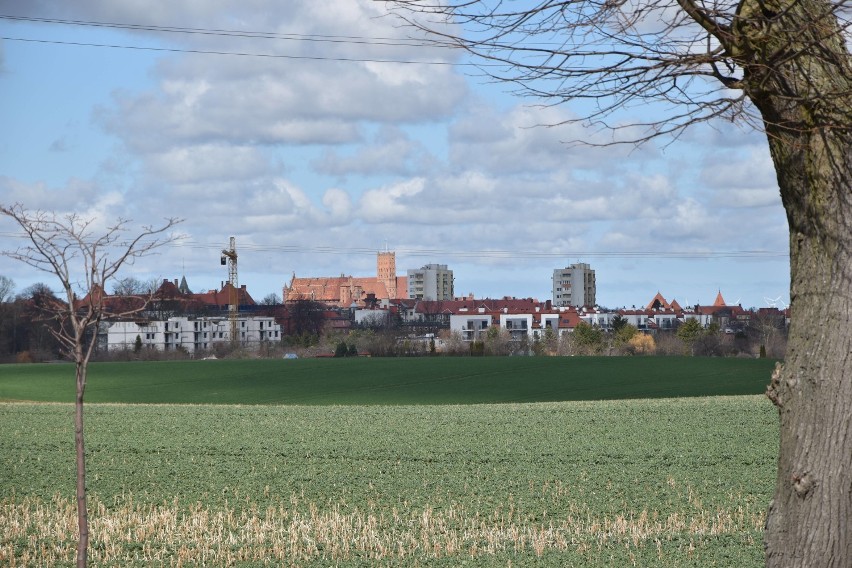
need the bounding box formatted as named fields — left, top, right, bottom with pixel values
left=0, top=356, right=776, bottom=404
left=1, top=395, right=777, bottom=566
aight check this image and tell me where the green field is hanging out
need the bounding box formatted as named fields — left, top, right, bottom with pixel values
left=0, top=356, right=777, bottom=404
left=0, top=358, right=779, bottom=566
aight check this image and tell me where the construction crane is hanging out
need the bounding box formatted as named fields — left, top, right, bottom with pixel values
left=220, top=237, right=238, bottom=345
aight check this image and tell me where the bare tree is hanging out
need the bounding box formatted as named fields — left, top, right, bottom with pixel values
left=260, top=292, right=282, bottom=306
left=1, top=203, right=181, bottom=567
left=112, top=276, right=149, bottom=296
left=390, top=2, right=852, bottom=565
left=0, top=275, right=14, bottom=302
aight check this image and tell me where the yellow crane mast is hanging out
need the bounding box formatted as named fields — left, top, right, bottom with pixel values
left=220, top=236, right=238, bottom=345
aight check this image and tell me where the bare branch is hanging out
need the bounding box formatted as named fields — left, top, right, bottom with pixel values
left=388, top=0, right=852, bottom=141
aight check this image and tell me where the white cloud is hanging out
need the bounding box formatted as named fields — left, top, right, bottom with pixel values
left=313, top=126, right=436, bottom=177
left=0, top=177, right=100, bottom=212
left=322, top=188, right=353, bottom=223
left=449, top=104, right=657, bottom=175
left=358, top=178, right=426, bottom=222
left=146, top=144, right=271, bottom=183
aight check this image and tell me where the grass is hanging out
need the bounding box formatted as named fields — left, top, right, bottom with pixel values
left=1, top=396, right=777, bottom=566
left=0, top=356, right=777, bottom=404
left=0, top=358, right=778, bottom=565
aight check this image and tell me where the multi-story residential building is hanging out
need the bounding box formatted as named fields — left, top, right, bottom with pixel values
left=552, top=263, right=596, bottom=307
left=407, top=264, right=454, bottom=301
left=107, top=316, right=281, bottom=353
left=448, top=302, right=581, bottom=342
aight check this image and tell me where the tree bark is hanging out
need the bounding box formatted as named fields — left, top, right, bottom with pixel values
left=75, top=359, right=89, bottom=568
left=735, top=0, right=852, bottom=564
left=762, top=128, right=852, bottom=565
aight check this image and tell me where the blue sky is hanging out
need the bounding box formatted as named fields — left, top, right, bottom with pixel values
left=0, top=1, right=790, bottom=309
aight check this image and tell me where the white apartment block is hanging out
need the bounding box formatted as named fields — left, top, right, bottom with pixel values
left=449, top=309, right=572, bottom=342
left=107, top=316, right=281, bottom=353
left=552, top=263, right=596, bottom=307
left=449, top=313, right=492, bottom=342
left=407, top=264, right=454, bottom=301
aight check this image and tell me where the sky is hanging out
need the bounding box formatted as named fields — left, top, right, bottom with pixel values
left=0, top=1, right=790, bottom=310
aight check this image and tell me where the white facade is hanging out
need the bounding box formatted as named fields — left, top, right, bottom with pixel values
left=450, top=311, right=571, bottom=341
left=449, top=314, right=491, bottom=341
left=407, top=264, right=454, bottom=301
left=107, top=316, right=281, bottom=353
left=499, top=313, right=533, bottom=341
left=552, top=263, right=596, bottom=307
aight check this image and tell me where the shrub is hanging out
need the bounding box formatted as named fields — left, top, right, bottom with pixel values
left=334, top=341, right=349, bottom=358
left=628, top=334, right=655, bottom=355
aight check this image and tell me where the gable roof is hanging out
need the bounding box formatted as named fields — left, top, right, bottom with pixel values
left=646, top=292, right=670, bottom=310
left=192, top=283, right=256, bottom=308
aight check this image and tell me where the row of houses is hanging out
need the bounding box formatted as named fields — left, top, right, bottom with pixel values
left=93, top=267, right=786, bottom=352
left=390, top=290, right=785, bottom=342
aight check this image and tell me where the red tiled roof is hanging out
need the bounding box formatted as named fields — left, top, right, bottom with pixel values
left=192, top=283, right=255, bottom=308
left=285, top=275, right=409, bottom=306
left=646, top=292, right=671, bottom=310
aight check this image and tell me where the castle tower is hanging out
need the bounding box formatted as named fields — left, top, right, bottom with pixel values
left=377, top=251, right=397, bottom=299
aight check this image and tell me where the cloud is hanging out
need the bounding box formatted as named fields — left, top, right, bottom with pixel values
left=448, top=104, right=657, bottom=175
left=313, top=126, right=437, bottom=177
left=358, top=178, right=426, bottom=222
left=0, top=177, right=100, bottom=212
left=322, top=188, right=353, bottom=222
left=145, top=144, right=272, bottom=184
left=72, top=0, right=467, bottom=155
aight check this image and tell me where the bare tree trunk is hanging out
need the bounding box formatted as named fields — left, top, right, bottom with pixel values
left=75, top=360, right=89, bottom=568
left=752, top=43, right=852, bottom=568
left=762, top=129, right=852, bottom=566
left=729, top=0, right=852, bottom=562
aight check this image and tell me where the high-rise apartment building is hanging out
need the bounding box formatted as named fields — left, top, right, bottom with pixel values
left=552, top=263, right=596, bottom=307
left=407, top=264, right=454, bottom=301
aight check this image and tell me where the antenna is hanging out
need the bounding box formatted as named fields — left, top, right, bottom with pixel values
left=220, top=237, right=238, bottom=345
